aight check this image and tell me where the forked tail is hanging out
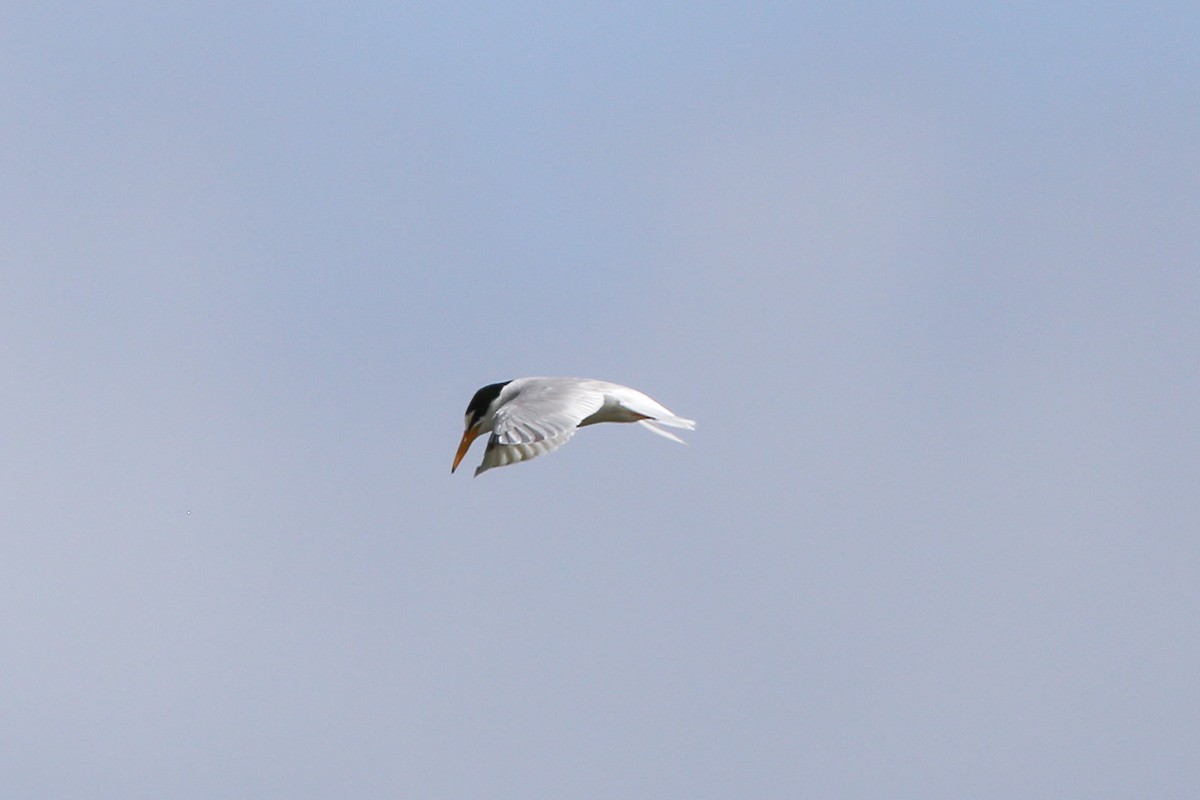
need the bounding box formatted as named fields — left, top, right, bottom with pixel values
left=638, top=414, right=696, bottom=443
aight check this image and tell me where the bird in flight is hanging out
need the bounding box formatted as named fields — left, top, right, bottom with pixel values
left=452, top=377, right=695, bottom=476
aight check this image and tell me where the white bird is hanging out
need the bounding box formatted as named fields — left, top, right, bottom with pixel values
left=452, top=377, right=696, bottom=476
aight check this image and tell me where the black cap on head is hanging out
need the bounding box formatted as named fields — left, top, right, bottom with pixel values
left=465, top=380, right=511, bottom=426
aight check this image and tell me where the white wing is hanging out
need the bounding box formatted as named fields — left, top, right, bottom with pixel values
left=475, top=379, right=605, bottom=475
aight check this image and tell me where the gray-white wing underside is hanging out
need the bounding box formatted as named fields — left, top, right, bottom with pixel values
left=475, top=381, right=605, bottom=476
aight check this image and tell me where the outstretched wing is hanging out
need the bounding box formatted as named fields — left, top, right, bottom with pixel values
left=475, top=380, right=605, bottom=475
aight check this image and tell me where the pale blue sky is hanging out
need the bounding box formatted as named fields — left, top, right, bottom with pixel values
left=2, top=4, right=1198, bottom=798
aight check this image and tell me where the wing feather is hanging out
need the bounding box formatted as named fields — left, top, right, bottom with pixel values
left=475, top=380, right=605, bottom=475
left=491, top=381, right=604, bottom=445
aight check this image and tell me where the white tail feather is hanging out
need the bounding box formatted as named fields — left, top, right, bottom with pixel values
left=648, top=414, right=695, bottom=431
left=638, top=420, right=687, bottom=443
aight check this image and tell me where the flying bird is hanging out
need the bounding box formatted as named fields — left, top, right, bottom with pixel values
left=452, top=377, right=696, bottom=476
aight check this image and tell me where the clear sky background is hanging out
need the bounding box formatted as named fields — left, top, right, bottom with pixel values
left=3, top=4, right=1198, bottom=798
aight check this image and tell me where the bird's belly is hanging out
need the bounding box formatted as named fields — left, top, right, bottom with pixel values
left=579, top=398, right=648, bottom=426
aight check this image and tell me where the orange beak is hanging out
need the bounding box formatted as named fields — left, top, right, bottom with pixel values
left=451, top=426, right=481, bottom=473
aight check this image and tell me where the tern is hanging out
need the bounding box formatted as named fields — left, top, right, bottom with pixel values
left=452, top=377, right=696, bottom=476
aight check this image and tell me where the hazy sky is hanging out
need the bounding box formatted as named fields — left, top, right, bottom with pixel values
left=3, top=4, right=1198, bottom=798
